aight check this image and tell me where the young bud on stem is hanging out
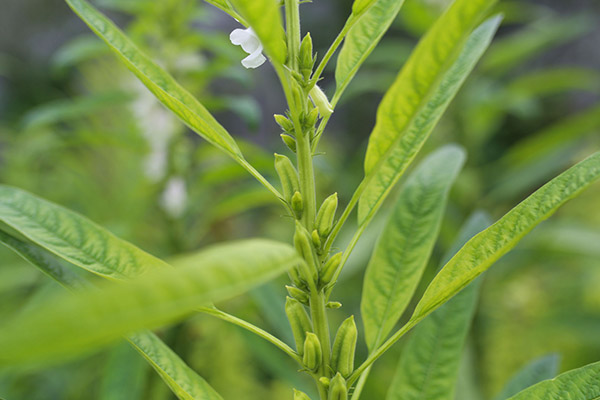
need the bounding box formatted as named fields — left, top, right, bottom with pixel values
left=303, top=332, right=322, bottom=371
left=292, top=191, right=304, bottom=220
left=309, top=85, right=333, bottom=117
left=280, top=133, right=297, bottom=153
left=288, top=265, right=307, bottom=290
left=299, top=32, right=314, bottom=81
left=285, top=296, right=313, bottom=355
left=274, top=114, right=295, bottom=132
left=311, top=229, right=322, bottom=249
left=294, top=221, right=319, bottom=281
left=286, top=285, right=309, bottom=305
left=331, top=316, right=357, bottom=378
left=326, top=301, right=342, bottom=309
left=316, top=193, right=338, bottom=237
left=274, top=153, right=300, bottom=202
left=320, top=252, right=342, bottom=286
left=328, top=373, right=348, bottom=400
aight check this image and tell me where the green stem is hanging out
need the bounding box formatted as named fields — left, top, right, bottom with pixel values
left=311, top=14, right=357, bottom=84
left=285, top=0, right=301, bottom=70
left=198, top=306, right=302, bottom=364
left=310, top=290, right=331, bottom=399
left=350, top=367, right=371, bottom=400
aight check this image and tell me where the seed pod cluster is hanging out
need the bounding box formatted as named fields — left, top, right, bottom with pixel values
left=331, top=316, right=357, bottom=378
left=285, top=296, right=313, bottom=355
left=303, top=332, right=322, bottom=371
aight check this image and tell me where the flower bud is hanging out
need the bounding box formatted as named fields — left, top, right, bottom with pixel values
left=285, top=296, right=313, bottom=355
left=331, top=316, right=357, bottom=378
left=294, top=389, right=312, bottom=400
left=311, top=229, right=322, bottom=249
left=274, top=114, right=295, bottom=132
left=303, top=332, right=322, bottom=371
left=286, top=285, right=309, bottom=305
left=320, top=252, right=342, bottom=285
left=280, top=133, right=297, bottom=153
left=319, top=376, right=330, bottom=388
left=309, top=85, right=333, bottom=117
left=299, top=33, right=314, bottom=81
left=305, top=107, right=320, bottom=128
left=274, top=153, right=300, bottom=202
left=288, top=265, right=307, bottom=290
left=326, top=301, right=342, bottom=309
left=327, top=373, right=348, bottom=400
left=292, top=191, right=304, bottom=220
left=316, top=193, right=338, bottom=237
left=294, top=221, right=318, bottom=280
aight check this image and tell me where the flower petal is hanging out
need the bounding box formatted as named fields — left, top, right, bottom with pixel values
left=241, top=51, right=267, bottom=69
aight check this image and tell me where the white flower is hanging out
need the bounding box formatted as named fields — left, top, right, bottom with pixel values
left=230, top=27, right=266, bottom=69
left=161, top=177, right=187, bottom=218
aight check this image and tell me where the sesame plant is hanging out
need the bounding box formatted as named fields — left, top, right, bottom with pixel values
left=0, top=0, right=599, bottom=399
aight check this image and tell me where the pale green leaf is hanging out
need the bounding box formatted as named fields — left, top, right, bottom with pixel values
left=335, top=0, right=406, bottom=100
left=507, top=360, right=600, bottom=400
left=358, top=7, right=501, bottom=224
left=386, top=212, right=491, bottom=400
left=361, top=145, right=466, bottom=350
left=494, top=354, right=560, bottom=400
left=0, top=230, right=224, bottom=400
left=0, top=185, right=170, bottom=280
left=412, top=152, right=600, bottom=321
left=228, top=0, right=286, bottom=64
left=65, top=0, right=243, bottom=159
left=100, top=342, right=148, bottom=400
left=0, top=238, right=299, bottom=366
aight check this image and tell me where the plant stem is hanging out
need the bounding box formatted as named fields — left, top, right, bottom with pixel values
left=285, top=0, right=301, bottom=70
left=310, top=290, right=331, bottom=399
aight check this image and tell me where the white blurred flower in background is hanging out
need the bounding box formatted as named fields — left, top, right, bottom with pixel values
left=161, top=176, right=188, bottom=218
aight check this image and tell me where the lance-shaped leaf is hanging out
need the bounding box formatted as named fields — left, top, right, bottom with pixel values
left=335, top=0, right=406, bottom=100
left=386, top=212, right=491, bottom=400
left=64, top=0, right=243, bottom=159
left=228, top=0, right=286, bottom=65
left=361, top=145, right=466, bottom=350
left=507, top=360, right=600, bottom=399
left=0, top=230, right=224, bottom=400
left=0, top=238, right=299, bottom=366
left=0, top=184, right=170, bottom=280
left=494, top=354, right=560, bottom=400
left=412, top=151, right=600, bottom=321
left=357, top=3, right=500, bottom=224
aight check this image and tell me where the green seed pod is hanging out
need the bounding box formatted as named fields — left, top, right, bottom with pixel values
left=305, top=107, right=319, bottom=128
left=274, top=153, right=300, bottom=202
left=311, top=229, right=322, bottom=249
left=280, top=133, right=297, bottom=152
left=316, top=193, right=338, bottom=237
left=294, top=221, right=318, bottom=279
left=294, top=389, right=312, bottom=400
left=326, top=301, right=342, bottom=309
left=320, top=252, right=342, bottom=285
left=288, top=265, right=307, bottom=289
left=285, top=296, right=313, bottom=355
left=331, top=316, right=357, bottom=378
left=309, top=85, right=333, bottom=117
left=299, top=32, right=314, bottom=81
left=327, top=373, right=348, bottom=400
left=292, top=191, right=304, bottom=220
left=302, top=332, right=322, bottom=371
left=286, top=285, right=309, bottom=305
left=274, top=114, right=295, bottom=132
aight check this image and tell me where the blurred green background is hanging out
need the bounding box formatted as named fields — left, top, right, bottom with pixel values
left=0, top=0, right=599, bottom=399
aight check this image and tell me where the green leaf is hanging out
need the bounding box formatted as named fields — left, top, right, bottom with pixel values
left=0, top=185, right=170, bottom=280
left=64, top=0, right=243, bottom=159
left=361, top=145, right=466, bottom=350
left=0, top=238, right=299, bottom=366
left=228, top=0, right=286, bottom=65
left=357, top=6, right=501, bottom=224
left=494, top=354, right=560, bottom=400
left=507, top=360, right=600, bottom=400
left=412, top=151, right=600, bottom=322
left=100, top=342, right=148, bottom=400
left=0, top=230, right=224, bottom=400
left=386, top=212, right=491, bottom=400
left=335, top=0, right=406, bottom=99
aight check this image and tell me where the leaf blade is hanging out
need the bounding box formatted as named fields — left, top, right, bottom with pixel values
left=361, top=145, right=466, bottom=350
left=358, top=5, right=500, bottom=224
left=0, top=185, right=169, bottom=280
left=0, top=238, right=299, bottom=367
left=494, top=354, right=560, bottom=400
left=65, top=0, right=243, bottom=159
left=413, top=151, right=600, bottom=321
left=386, top=212, right=491, bottom=400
